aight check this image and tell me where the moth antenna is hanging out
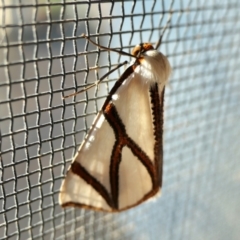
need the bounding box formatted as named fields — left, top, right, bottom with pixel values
left=155, top=6, right=174, bottom=49
left=81, top=34, right=137, bottom=59
left=63, top=61, right=128, bottom=99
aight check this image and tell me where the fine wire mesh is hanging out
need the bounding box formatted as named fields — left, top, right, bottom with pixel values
left=0, top=0, right=240, bottom=239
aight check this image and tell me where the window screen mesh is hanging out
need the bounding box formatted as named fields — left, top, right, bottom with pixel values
left=1, top=0, right=240, bottom=239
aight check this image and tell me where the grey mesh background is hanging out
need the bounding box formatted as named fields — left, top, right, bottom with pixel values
left=1, top=0, right=240, bottom=239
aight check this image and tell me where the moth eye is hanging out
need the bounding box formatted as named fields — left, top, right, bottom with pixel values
left=135, top=50, right=140, bottom=56
left=132, top=49, right=140, bottom=56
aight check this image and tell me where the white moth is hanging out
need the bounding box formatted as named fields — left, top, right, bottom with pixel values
left=59, top=35, right=171, bottom=212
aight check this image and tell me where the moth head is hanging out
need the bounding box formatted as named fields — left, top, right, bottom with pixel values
left=131, top=43, right=154, bottom=57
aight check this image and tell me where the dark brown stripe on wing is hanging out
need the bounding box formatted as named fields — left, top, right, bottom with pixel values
left=149, top=83, right=164, bottom=188
left=104, top=103, right=126, bottom=208
left=102, top=64, right=137, bottom=110
left=104, top=103, right=156, bottom=208
left=70, top=161, right=115, bottom=209
left=125, top=137, right=155, bottom=180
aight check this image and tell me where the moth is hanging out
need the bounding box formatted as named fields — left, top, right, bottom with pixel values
left=59, top=34, right=171, bottom=212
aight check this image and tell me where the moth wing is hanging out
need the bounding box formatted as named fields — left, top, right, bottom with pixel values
left=59, top=71, right=162, bottom=212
